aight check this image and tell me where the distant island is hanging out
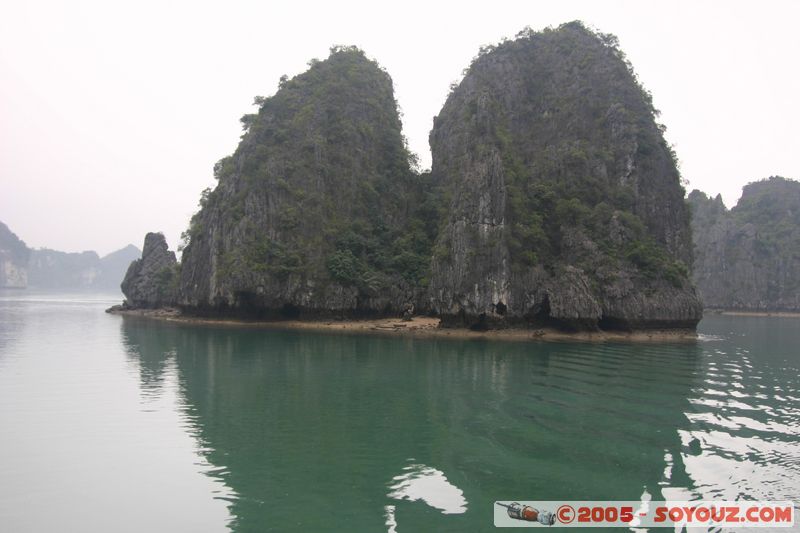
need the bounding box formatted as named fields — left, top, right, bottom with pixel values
left=0, top=221, right=139, bottom=291
left=689, top=176, right=800, bottom=313
left=115, top=21, right=712, bottom=335
left=0, top=221, right=28, bottom=288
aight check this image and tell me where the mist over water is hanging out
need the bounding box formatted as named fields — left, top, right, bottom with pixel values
left=0, top=291, right=798, bottom=531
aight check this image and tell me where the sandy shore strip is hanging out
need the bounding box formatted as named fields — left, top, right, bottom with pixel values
left=705, top=309, right=800, bottom=318
left=107, top=307, right=698, bottom=343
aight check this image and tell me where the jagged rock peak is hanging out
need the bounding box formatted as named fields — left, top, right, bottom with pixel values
left=121, top=232, right=178, bottom=308
left=428, top=21, right=702, bottom=331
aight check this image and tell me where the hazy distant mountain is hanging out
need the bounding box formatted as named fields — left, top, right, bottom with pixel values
left=28, top=249, right=102, bottom=289
left=28, top=245, right=141, bottom=291
left=689, top=176, right=800, bottom=311
left=0, top=219, right=140, bottom=291
left=96, top=244, right=142, bottom=290
left=0, top=221, right=29, bottom=288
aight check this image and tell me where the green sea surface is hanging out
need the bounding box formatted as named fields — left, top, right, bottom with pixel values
left=0, top=291, right=797, bottom=531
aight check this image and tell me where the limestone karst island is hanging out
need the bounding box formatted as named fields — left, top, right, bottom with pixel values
left=114, top=23, right=711, bottom=337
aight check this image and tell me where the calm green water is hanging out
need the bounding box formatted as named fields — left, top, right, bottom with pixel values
left=0, top=291, right=798, bottom=532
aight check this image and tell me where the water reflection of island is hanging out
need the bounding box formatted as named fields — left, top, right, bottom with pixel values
left=120, top=316, right=711, bottom=532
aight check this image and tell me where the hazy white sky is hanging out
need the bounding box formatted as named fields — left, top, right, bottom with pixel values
left=1, top=0, right=798, bottom=255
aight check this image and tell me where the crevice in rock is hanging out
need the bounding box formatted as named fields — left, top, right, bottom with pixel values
left=281, top=303, right=301, bottom=319
left=470, top=312, right=489, bottom=331
left=598, top=314, right=631, bottom=332
left=530, top=294, right=551, bottom=323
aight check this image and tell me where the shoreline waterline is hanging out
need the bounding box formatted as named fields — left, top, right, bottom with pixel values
left=705, top=309, right=800, bottom=318
left=107, top=307, right=698, bottom=343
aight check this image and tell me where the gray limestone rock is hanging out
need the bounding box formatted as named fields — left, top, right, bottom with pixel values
left=121, top=233, right=178, bottom=308
left=428, top=22, right=702, bottom=330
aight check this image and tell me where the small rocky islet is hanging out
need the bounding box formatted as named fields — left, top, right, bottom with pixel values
left=112, top=22, right=796, bottom=333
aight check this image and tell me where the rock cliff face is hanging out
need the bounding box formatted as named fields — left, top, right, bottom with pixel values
left=0, top=221, right=29, bottom=288
left=689, top=177, right=800, bottom=311
left=121, top=233, right=178, bottom=308
left=178, top=47, right=432, bottom=318
left=428, top=22, right=702, bottom=330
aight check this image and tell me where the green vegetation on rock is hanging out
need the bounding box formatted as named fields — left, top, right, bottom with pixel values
left=178, top=46, right=436, bottom=316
